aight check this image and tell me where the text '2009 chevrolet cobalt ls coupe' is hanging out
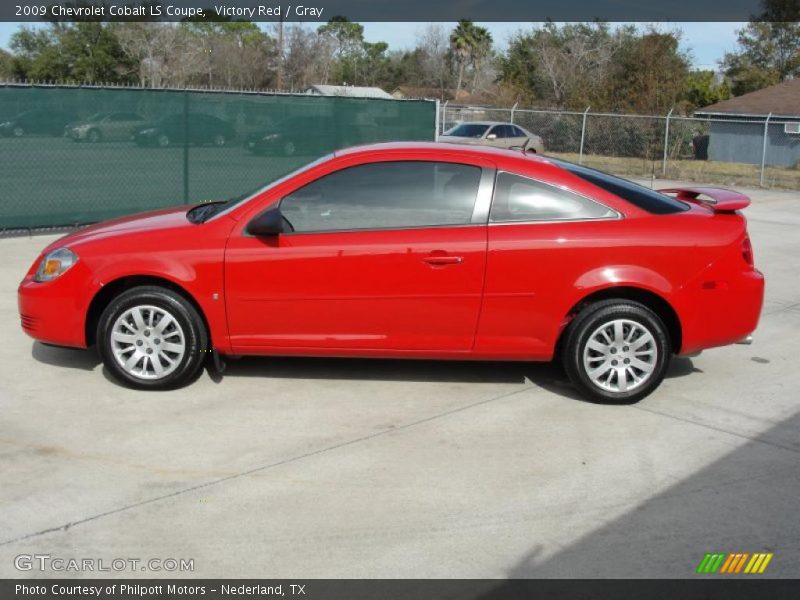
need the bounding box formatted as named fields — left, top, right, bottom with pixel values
left=19, top=143, right=764, bottom=402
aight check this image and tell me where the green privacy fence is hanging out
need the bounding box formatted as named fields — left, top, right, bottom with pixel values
left=0, top=84, right=436, bottom=229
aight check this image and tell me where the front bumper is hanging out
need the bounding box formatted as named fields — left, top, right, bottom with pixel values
left=18, top=266, right=93, bottom=349
left=68, top=128, right=89, bottom=140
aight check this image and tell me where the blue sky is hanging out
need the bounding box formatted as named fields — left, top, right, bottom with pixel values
left=0, top=21, right=744, bottom=70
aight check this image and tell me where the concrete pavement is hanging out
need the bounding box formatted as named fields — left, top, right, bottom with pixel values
left=0, top=184, right=798, bottom=579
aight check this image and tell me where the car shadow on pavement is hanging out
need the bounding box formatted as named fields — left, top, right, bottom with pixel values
left=31, top=341, right=101, bottom=371
left=205, top=354, right=699, bottom=403
left=29, top=341, right=699, bottom=402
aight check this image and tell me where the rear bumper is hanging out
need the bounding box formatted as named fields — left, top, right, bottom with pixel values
left=679, top=268, right=764, bottom=355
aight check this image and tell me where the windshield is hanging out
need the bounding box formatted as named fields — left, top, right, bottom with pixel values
left=86, top=112, right=109, bottom=122
left=445, top=123, right=489, bottom=138
left=187, top=154, right=334, bottom=223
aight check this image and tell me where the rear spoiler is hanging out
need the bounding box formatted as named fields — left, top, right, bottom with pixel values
left=657, top=187, right=751, bottom=212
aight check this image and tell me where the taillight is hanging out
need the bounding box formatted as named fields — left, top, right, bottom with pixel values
left=742, top=235, right=754, bottom=267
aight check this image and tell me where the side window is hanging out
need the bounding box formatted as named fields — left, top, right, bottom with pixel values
left=511, top=126, right=527, bottom=138
left=280, top=161, right=482, bottom=233
left=489, top=126, right=507, bottom=139
left=502, top=125, right=518, bottom=138
left=490, top=172, right=617, bottom=222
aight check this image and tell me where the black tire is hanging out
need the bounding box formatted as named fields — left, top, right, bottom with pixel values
left=157, top=134, right=170, bottom=147
left=97, top=286, right=208, bottom=390
left=212, top=133, right=226, bottom=147
left=12, top=126, right=24, bottom=137
left=87, top=128, right=101, bottom=143
left=562, top=300, right=671, bottom=403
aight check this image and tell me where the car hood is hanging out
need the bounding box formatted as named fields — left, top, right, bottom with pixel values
left=46, top=206, right=193, bottom=252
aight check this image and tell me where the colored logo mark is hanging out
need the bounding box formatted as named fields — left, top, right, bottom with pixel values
left=696, top=552, right=773, bottom=574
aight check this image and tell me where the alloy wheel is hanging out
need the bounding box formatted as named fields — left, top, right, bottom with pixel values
left=582, top=318, right=657, bottom=393
left=110, top=305, right=186, bottom=380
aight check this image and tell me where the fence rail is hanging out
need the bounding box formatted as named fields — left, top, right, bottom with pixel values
left=0, top=83, right=436, bottom=230
left=441, top=104, right=800, bottom=190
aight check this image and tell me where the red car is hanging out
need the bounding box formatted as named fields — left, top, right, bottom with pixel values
left=18, top=143, right=764, bottom=402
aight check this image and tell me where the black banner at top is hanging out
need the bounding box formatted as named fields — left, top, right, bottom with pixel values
left=2, top=0, right=799, bottom=23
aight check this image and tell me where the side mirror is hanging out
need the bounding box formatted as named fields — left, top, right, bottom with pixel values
left=246, top=207, right=285, bottom=236
left=486, top=133, right=497, bottom=140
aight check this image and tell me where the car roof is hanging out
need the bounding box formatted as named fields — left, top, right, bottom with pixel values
left=448, top=121, right=517, bottom=127
left=334, top=141, right=546, bottom=163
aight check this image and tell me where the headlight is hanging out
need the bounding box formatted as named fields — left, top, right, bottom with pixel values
left=139, top=128, right=157, bottom=135
left=34, top=248, right=78, bottom=282
left=262, top=133, right=279, bottom=141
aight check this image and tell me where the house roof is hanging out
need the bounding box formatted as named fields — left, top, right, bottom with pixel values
left=696, top=78, right=800, bottom=118
left=306, top=85, right=393, bottom=99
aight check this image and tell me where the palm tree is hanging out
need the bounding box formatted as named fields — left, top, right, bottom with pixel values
left=469, top=26, right=493, bottom=92
left=449, top=19, right=475, bottom=94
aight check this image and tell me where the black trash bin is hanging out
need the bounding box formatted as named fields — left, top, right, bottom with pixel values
left=692, top=134, right=709, bottom=160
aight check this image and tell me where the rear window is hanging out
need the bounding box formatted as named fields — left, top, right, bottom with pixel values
left=548, top=158, right=689, bottom=214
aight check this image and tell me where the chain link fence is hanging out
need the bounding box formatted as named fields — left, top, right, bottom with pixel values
left=0, top=83, right=436, bottom=230
left=440, top=104, right=800, bottom=190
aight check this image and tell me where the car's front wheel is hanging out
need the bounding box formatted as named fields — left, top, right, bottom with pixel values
left=562, top=300, right=670, bottom=403
left=97, top=286, right=208, bottom=390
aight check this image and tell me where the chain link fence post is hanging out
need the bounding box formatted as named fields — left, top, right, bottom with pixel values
left=510, top=102, right=518, bottom=125
left=579, top=106, right=590, bottom=165
left=183, top=90, right=190, bottom=204
left=662, top=107, right=673, bottom=177
left=434, top=99, right=440, bottom=141
left=760, top=112, right=772, bottom=187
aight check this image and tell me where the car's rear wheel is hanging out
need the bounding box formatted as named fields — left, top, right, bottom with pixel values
left=562, top=300, right=670, bottom=403
left=212, top=133, right=226, bottom=147
left=13, top=126, right=24, bottom=137
left=87, top=129, right=101, bottom=143
left=283, top=141, right=296, bottom=156
left=97, top=286, right=208, bottom=390
left=157, top=134, right=170, bottom=147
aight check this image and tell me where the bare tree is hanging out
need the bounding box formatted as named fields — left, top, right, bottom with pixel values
left=114, top=23, right=202, bottom=88
left=417, top=24, right=451, bottom=93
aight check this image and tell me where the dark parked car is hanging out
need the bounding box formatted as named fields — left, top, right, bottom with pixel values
left=133, top=113, right=235, bottom=147
left=66, top=112, right=145, bottom=143
left=245, top=115, right=372, bottom=156
left=0, top=110, right=74, bottom=137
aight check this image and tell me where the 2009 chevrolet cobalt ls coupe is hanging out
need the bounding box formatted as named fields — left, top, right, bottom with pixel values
left=19, top=143, right=764, bottom=402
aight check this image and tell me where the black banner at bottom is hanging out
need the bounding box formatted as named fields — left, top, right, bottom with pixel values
left=3, top=579, right=800, bottom=600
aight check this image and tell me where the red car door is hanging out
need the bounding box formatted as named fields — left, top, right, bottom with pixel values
left=224, top=159, right=494, bottom=353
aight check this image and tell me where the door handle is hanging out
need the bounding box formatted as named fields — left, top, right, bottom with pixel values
left=423, top=255, right=463, bottom=266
